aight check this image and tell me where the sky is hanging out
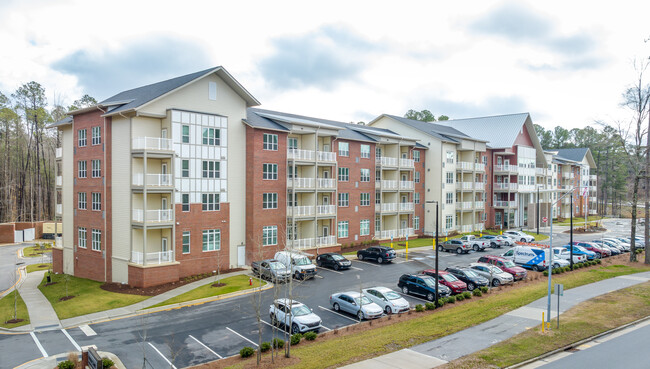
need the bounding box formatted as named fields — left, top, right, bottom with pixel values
left=1, top=0, right=649, bottom=130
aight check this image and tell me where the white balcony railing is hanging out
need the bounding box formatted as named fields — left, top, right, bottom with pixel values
left=494, top=201, right=517, bottom=208
left=132, top=209, right=173, bottom=223
left=380, top=180, right=398, bottom=190
left=589, top=196, right=597, bottom=202
left=56, top=176, right=62, bottom=186
left=132, top=137, right=173, bottom=151
left=399, top=202, right=414, bottom=212
left=375, top=228, right=414, bottom=240
left=458, top=162, right=473, bottom=171
left=317, top=151, right=337, bottom=162
left=456, top=201, right=473, bottom=210
left=317, top=178, right=336, bottom=189
left=379, top=203, right=398, bottom=212
left=494, top=182, right=517, bottom=191
left=287, top=149, right=315, bottom=161
left=475, top=201, right=485, bottom=210
left=536, top=168, right=547, bottom=176
left=318, top=235, right=337, bottom=246
left=55, top=237, right=62, bottom=248
left=400, top=158, right=415, bottom=168
left=287, top=206, right=315, bottom=217
left=475, top=163, right=485, bottom=172
left=287, top=237, right=315, bottom=250
left=287, top=177, right=315, bottom=189
left=474, top=223, right=484, bottom=231
left=495, top=164, right=517, bottom=173
left=399, top=181, right=414, bottom=190
left=519, top=184, right=535, bottom=192
left=132, top=173, right=173, bottom=187
left=460, top=225, right=473, bottom=233
left=56, top=204, right=62, bottom=215
left=376, top=156, right=398, bottom=167
left=55, top=147, right=62, bottom=159
left=589, top=174, right=597, bottom=181
left=474, top=182, right=485, bottom=191
left=460, top=182, right=473, bottom=190
left=316, top=205, right=336, bottom=216
left=131, top=250, right=174, bottom=265
left=589, top=209, right=597, bottom=215
left=562, top=172, right=575, bottom=179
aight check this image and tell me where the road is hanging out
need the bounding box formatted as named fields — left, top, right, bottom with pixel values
left=0, top=243, right=48, bottom=294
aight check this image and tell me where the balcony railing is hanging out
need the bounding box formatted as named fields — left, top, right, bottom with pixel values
left=494, top=164, right=517, bottom=173
left=399, top=202, right=414, bottom=212
left=475, top=201, right=485, bottom=210
left=287, top=149, right=315, bottom=161
left=56, top=204, right=62, bottom=215
left=377, top=203, right=398, bottom=212
left=132, top=173, right=173, bottom=187
left=318, top=235, right=337, bottom=246
left=474, top=223, right=484, bottom=231
left=589, top=174, right=597, bottom=180
left=400, top=158, right=415, bottom=168
left=376, top=156, right=398, bottom=167
left=287, top=235, right=338, bottom=250
left=460, top=182, right=473, bottom=190
left=316, top=205, right=336, bottom=216
left=562, top=197, right=571, bottom=204
left=589, top=209, right=597, bottom=215
left=375, top=228, right=415, bottom=240
left=494, top=182, right=517, bottom=191
left=535, top=168, right=547, bottom=176
left=474, top=182, right=485, bottom=191
left=519, top=184, right=535, bottom=192
left=317, top=151, right=337, bottom=162
left=457, top=162, right=473, bottom=171
left=131, top=250, right=174, bottom=265
left=589, top=196, right=597, bottom=202
left=55, top=147, right=62, bottom=159
left=316, top=178, right=336, bottom=189
left=287, top=205, right=315, bottom=217
left=562, top=172, right=575, bottom=179
left=494, top=201, right=517, bottom=208
left=456, top=201, right=473, bottom=210
left=379, top=180, right=398, bottom=190
left=460, top=225, right=473, bottom=233
left=132, top=137, right=173, bottom=151
left=399, top=181, right=414, bottom=190
left=132, top=209, right=173, bottom=223
left=475, top=163, right=485, bottom=172
left=287, top=177, right=315, bottom=189
left=56, top=176, right=62, bottom=187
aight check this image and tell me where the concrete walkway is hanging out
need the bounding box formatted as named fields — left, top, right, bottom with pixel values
left=17, top=270, right=61, bottom=331
left=342, top=271, right=650, bottom=368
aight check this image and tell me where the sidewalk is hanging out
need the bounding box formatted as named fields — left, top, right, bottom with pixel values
left=17, top=270, right=61, bottom=331
left=342, top=271, right=650, bottom=369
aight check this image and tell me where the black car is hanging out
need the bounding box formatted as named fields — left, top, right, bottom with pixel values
left=357, top=246, right=396, bottom=264
left=316, top=253, right=352, bottom=270
left=444, top=267, right=489, bottom=291
left=397, top=274, right=451, bottom=301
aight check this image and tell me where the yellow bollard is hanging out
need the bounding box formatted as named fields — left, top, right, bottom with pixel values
left=542, top=312, right=545, bottom=333
left=433, top=237, right=436, bottom=251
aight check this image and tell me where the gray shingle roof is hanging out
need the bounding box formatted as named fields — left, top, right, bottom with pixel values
left=435, top=113, right=531, bottom=148
left=381, top=114, right=470, bottom=143
left=553, top=148, right=589, bottom=162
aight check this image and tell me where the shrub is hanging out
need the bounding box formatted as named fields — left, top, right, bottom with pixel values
left=260, top=342, right=271, bottom=352
left=415, top=304, right=425, bottom=312
left=304, top=331, right=318, bottom=340
left=596, top=259, right=602, bottom=264
left=479, top=286, right=489, bottom=293
left=435, top=299, right=445, bottom=308
left=291, top=333, right=302, bottom=345
left=102, top=358, right=115, bottom=368
left=273, top=338, right=285, bottom=348
left=240, top=347, right=255, bottom=358
left=456, top=294, right=465, bottom=301
left=543, top=270, right=549, bottom=276
left=565, top=266, right=571, bottom=272
left=425, top=302, right=435, bottom=310
left=58, top=361, right=74, bottom=369
left=462, top=291, right=472, bottom=299
left=446, top=296, right=456, bottom=304
left=472, top=289, right=482, bottom=297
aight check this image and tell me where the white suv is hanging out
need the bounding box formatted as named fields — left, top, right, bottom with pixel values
left=269, top=299, right=322, bottom=334
left=504, top=231, right=534, bottom=243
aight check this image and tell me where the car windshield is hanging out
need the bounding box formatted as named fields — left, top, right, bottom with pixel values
left=442, top=274, right=458, bottom=282
left=354, top=296, right=372, bottom=305
left=291, top=305, right=311, bottom=316
left=384, top=291, right=401, bottom=300
left=293, top=257, right=311, bottom=266
left=269, top=262, right=283, bottom=270
left=488, top=266, right=502, bottom=273
left=503, top=260, right=516, bottom=267
left=331, top=254, right=346, bottom=261
left=423, top=278, right=437, bottom=288
left=576, top=246, right=588, bottom=252
left=463, top=270, right=480, bottom=278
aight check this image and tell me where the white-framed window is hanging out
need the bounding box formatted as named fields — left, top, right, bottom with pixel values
left=375, top=191, right=381, bottom=204
left=360, top=193, right=370, bottom=206
left=78, top=129, right=87, bottom=147
left=263, top=193, right=278, bottom=209
left=338, top=142, right=349, bottom=156
left=446, top=172, right=454, bottom=184
left=375, top=170, right=381, bottom=181
left=263, top=163, right=278, bottom=180
left=414, top=216, right=420, bottom=230
left=202, top=128, right=220, bottom=146
left=445, top=215, right=453, bottom=230
left=414, top=150, right=420, bottom=163
left=414, top=192, right=420, bottom=204
left=262, top=226, right=277, bottom=246
left=263, top=133, right=278, bottom=150
left=287, top=193, right=296, bottom=207
left=202, top=193, right=220, bottom=211
left=182, top=160, right=189, bottom=177
left=338, top=193, right=349, bottom=207
left=415, top=172, right=420, bottom=183
left=92, top=192, right=101, bottom=211
left=78, top=160, right=87, bottom=178
left=91, top=159, right=101, bottom=178
left=338, top=167, right=349, bottom=181
left=202, top=161, right=220, bottom=178
left=446, top=192, right=453, bottom=204
left=202, top=229, right=221, bottom=251
left=288, top=137, right=298, bottom=150
left=92, top=126, right=101, bottom=145
left=91, top=229, right=101, bottom=251
left=446, top=151, right=454, bottom=164
left=360, top=219, right=370, bottom=236
left=182, top=194, right=190, bottom=212
left=78, top=192, right=86, bottom=210
left=360, top=168, right=370, bottom=182
left=182, top=125, right=190, bottom=143
left=360, top=144, right=370, bottom=158
left=78, top=227, right=87, bottom=248
left=182, top=231, right=190, bottom=254
left=375, top=215, right=381, bottom=231
left=338, top=221, right=349, bottom=238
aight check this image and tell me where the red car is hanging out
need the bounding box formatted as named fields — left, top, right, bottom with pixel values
left=422, top=269, right=467, bottom=294
left=573, top=242, right=610, bottom=258
left=477, top=255, right=527, bottom=281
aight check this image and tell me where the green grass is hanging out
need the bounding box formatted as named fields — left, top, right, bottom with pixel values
left=22, top=243, right=52, bottom=257
left=0, top=291, right=30, bottom=328
left=149, top=275, right=260, bottom=308
left=26, top=263, right=51, bottom=273
left=38, top=274, right=149, bottom=320
left=554, top=216, right=601, bottom=226
left=522, top=231, right=550, bottom=242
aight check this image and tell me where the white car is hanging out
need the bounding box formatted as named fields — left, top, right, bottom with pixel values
left=604, top=238, right=630, bottom=252
left=504, top=231, right=535, bottom=243
left=363, top=286, right=410, bottom=314
left=269, top=299, right=322, bottom=333
left=496, top=235, right=516, bottom=246
left=552, top=247, right=586, bottom=264
left=552, top=258, right=570, bottom=269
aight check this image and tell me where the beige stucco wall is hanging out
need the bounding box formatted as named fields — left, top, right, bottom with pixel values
left=111, top=116, right=131, bottom=283
left=61, top=125, right=74, bottom=275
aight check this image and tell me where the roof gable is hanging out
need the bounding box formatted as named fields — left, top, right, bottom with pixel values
left=435, top=113, right=530, bottom=149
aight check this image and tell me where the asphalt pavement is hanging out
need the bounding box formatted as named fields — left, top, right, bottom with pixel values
left=0, top=243, right=48, bottom=295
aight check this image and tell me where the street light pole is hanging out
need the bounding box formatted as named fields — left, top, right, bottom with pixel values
left=427, top=200, right=440, bottom=306
left=548, top=188, right=574, bottom=325
left=537, top=186, right=540, bottom=235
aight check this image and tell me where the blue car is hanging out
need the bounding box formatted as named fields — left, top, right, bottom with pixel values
left=563, top=245, right=596, bottom=260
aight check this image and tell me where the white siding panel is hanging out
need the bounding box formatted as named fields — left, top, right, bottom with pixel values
left=111, top=116, right=131, bottom=283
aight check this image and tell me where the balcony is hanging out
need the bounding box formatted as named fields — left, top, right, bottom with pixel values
left=132, top=174, right=173, bottom=189
left=474, top=223, right=484, bottom=231
left=457, top=162, right=473, bottom=171
left=287, top=235, right=337, bottom=250
left=589, top=209, right=597, bottom=215
left=317, top=205, right=336, bottom=216
left=460, top=224, right=473, bottom=233
left=132, top=137, right=174, bottom=154
left=56, top=176, right=62, bottom=187
left=376, top=203, right=398, bottom=213
left=287, top=205, right=315, bottom=217
left=287, top=177, right=315, bottom=190
left=399, top=181, right=414, bottom=190
left=494, top=201, right=517, bottom=208
left=132, top=209, right=173, bottom=224
left=376, top=156, right=398, bottom=167
left=562, top=197, right=571, bottom=204
left=459, top=182, right=473, bottom=191
left=400, top=158, right=415, bottom=168
left=475, top=163, right=485, bottom=172
left=562, top=172, right=575, bottom=179
left=475, top=201, right=485, bottom=210
left=474, top=182, right=485, bottom=191
left=131, top=250, right=174, bottom=265
left=399, top=202, right=414, bottom=212
left=376, top=180, right=398, bottom=190
left=55, top=147, right=62, bottom=159
left=518, top=184, right=535, bottom=192
left=317, top=178, right=336, bottom=190
left=589, top=196, right=597, bottom=202
left=56, top=204, right=62, bottom=215
left=317, top=151, right=337, bottom=163
left=535, top=168, right=547, bottom=176
left=494, top=164, right=518, bottom=174
left=590, top=185, right=597, bottom=192
left=494, top=182, right=517, bottom=191
left=456, top=201, right=473, bottom=210
left=287, top=149, right=315, bottom=161
left=375, top=228, right=414, bottom=240
left=589, top=174, right=597, bottom=181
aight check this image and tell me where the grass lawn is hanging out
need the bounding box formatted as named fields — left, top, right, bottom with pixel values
left=447, top=281, right=650, bottom=368
left=0, top=291, right=30, bottom=328
left=38, top=274, right=149, bottom=320
left=554, top=216, right=602, bottom=226
left=149, top=275, right=261, bottom=308
left=22, top=244, right=52, bottom=257
left=26, top=263, right=51, bottom=273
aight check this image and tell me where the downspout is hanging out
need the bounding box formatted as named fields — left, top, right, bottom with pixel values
left=97, top=105, right=107, bottom=283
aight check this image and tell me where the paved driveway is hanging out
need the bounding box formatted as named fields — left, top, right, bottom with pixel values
left=0, top=243, right=49, bottom=294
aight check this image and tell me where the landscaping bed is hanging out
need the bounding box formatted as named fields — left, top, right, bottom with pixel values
left=148, top=275, right=261, bottom=308
left=26, top=263, right=51, bottom=273
left=22, top=243, right=52, bottom=257
left=0, top=291, right=29, bottom=329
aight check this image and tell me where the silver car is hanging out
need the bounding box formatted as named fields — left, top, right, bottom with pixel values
left=604, top=238, right=630, bottom=252
left=329, top=291, right=383, bottom=320
left=363, top=286, right=410, bottom=314
left=269, top=299, right=322, bottom=333
left=469, top=262, right=514, bottom=287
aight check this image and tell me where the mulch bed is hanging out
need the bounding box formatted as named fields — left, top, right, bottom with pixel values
left=564, top=227, right=607, bottom=233
left=59, top=295, right=75, bottom=301
left=4, top=318, right=24, bottom=324
left=211, top=283, right=226, bottom=288
left=100, top=268, right=244, bottom=296
left=44, top=282, right=58, bottom=286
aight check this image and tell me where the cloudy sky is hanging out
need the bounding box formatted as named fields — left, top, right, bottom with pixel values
left=1, top=0, right=649, bottom=129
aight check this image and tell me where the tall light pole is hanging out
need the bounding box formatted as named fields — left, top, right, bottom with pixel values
left=547, top=187, right=574, bottom=325
left=426, top=200, right=439, bottom=305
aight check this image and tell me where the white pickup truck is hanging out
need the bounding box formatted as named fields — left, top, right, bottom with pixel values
left=458, top=235, right=488, bottom=252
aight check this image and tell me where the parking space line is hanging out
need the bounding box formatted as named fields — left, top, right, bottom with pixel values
left=79, top=324, right=97, bottom=336
left=226, top=327, right=258, bottom=347
left=350, top=266, right=363, bottom=271
left=260, top=319, right=284, bottom=332
left=30, top=332, right=47, bottom=358
left=61, top=329, right=81, bottom=351
left=320, top=325, right=331, bottom=331
left=353, top=260, right=380, bottom=267
left=148, top=342, right=177, bottom=369
left=189, top=334, right=222, bottom=359
left=412, top=257, right=426, bottom=261
left=395, top=291, right=430, bottom=303
left=317, top=267, right=344, bottom=275
left=317, top=306, right=359, bottom=323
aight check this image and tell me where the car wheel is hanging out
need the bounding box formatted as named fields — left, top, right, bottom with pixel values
left=334, top=264, right=340, bottom=271
left=377, top=257, right=384, bottom=264
left=357, top=310, right=364, bottom=320
left=520, top=238, right=526, bottom=243
left=553, top=263, right=560, bottom=269
left=491, top=242, right=497, bottom=248
left=317, top=260, right=322, bottom=267
left=492, top=279, right=501, bottom=287
left=467, top=282, right=475, bottom=291
left=427, top=293, right=435, bottom=301
left=385, top=306, right=392, bottom=314
left=533, top=265, right=540, bottom=272
left=295, top=272, right=302, bottom=280
left=473, top=245, right=480, bottom=252
left=596, top=252, right=601, bottom=259
left=291, top=323, right=300, bottom=334
left=358, top=254, right=364, bottom=261
left=402, top=286, right=409, bottom=294
left=456, top=247, right=463, bottom=254
left=270, top=314, right=277, bottom=326
left=333, top=303, right=340, bottom=312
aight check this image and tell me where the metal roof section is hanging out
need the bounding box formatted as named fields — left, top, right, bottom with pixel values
left=550, top=148, right=596, bottom=168
left=368, top=114, right=471, bottom=143
left=255, top=112, right=343, bottom=131
left=47, top=116, right=73, bottom=128
left=435, top=113, right=530, bottom=148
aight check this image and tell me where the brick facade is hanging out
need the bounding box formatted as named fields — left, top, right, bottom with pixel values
left=128, top=263, right=180, bottom=288
left=52, top=247, right=63, bottom=273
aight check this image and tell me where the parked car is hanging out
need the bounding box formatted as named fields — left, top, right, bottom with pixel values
left=468, top=262, right=514, bottom=287
left=459, top=235, right=488, bottom=251
left=614, top=237, right=635, bottom=250
left=501, top=246, right=550, bottom=271
left=552, top=247, right=586, bottom=264
left=591, top=240, right=622, bottom=254
left=357, top=246, right=396, bottom=264
left=496, top=235, right=516, bottom=246
left=439, top=239, right=471, bottom=254
left=316, top=252, right=351, bottom=271
left=251, top=259, right=291, bottom=282
left=504, top=230, right=535, bottom=243
left=477, top=235, right=505, bottom=248
left=573, top=242, right=610, bottom=258
left=563, top=245, right=597, bottom=260
left=329, top=291, right=383, bottom=320
left=603, top=238, right=630, bottom=252
left=444, top=267, right=489, bottom=291
left=553, top=258, right=570, bottom=268
left=397, top=274, right=451, bottom=301
left=275, top=251, right=317, bottom=280
left=269, top=299, right=322, bottom=333
left=477, top=255, right=527, bottom=280
left=626, top=237, right=645, bottom=247
left=421, top=269, right=467, bottom=294
left=363, top=286, right=410, bottom=314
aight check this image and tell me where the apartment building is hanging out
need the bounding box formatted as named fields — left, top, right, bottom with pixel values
left=547, top=148, right=597, bottom=219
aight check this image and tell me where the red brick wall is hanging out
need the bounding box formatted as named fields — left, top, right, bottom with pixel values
left=414, top=148, right=425, bottom=235
left=128, top=263, right=180, bottom=288
left=0, top=223, right=15, bottom=243
left=52, top=247, right=63, bottom=273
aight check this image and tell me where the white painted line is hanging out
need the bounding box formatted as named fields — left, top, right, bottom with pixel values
left=226, top=327, right=259, bottom=347
left=148, top=342, right=177, bottom=369
left=260, top=319, right=284, bottom=332
left=317, top=305, right=359, bottom=323
left=30, top=332, right=48, bottom=358
left=317, top=267, right=344, bottom=275
left=79, top=324, right=97, bottom=337
left=350, top=266, right=364, bottom=271
left=395, top=291, right=430, bottom=303
left=61, top=329, right=81, bottom=351
left=189, top=334, right=222, bottom=359
left=315, top=275, right=324, bottom=279
left=320, top=325, right=331, bottom=331
left=393, top=259, right=414, bottom=264
left=427, top=255, right=437, bottom=258
left=353, top=260, right=381, bottom=267
left=413, top=257, right=426, bottom=261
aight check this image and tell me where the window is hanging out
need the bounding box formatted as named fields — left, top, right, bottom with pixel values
left=376, top=147, right=382, bottom=158
left=375, top=170, right=381, bottom=181
left=375, top=215, right=381, bottom=231
left=338, top=193, right=349, bottom=207
left=182, top=194, right=190, bottom=212
left=202, top=128, right=220, bottom=145
left=446, top=192, right=453, bottom=204
left=263, top=133, right=278, bottom=150
left=202, top=161, right=220, bottom=178
left=376, top=191, right=381, bottom=204
left=182, top=160, right=189, bottom=177
left=78, top=161, right=87, bottom=178
left=202, top=229, right=221, bottom=251
left=78, top=227, right=87, bottom=248
left=92, top=192, right=101, bottom=211
left=92, top=126, right=101, bottom=145
left=360, top=193, right=370, bottom=206
left=182, top=231, right=190, bottom=253
left=360, top=219, right=370, bottom=236
left=445, top=215, right=453, bottom=229
left=78, top=129, right=87, bottom=147
left=91, top=229, right=101, bottom=251
left=338, top=142, right=349, bottom=156
left=288, top=137, right=298, bottom=150
left=446, top=151, right=454, bottom=164
left=263, top=163, right=278, bottom=180
left=182, top=125, right=190, bottom=143
left=414, top=192, right=420, bottom=204
left=202, top=193, right=220, bottom=211
left=360, top=168, right=370, bottom=182
left=263, top=193, right=278, bottom=209
left=78, top=192, right=87, bottom=210
left=262, top=226, right=277, bottom=246
left=415, top=172, right=420, bottom=183
left=414, top=150, right=420, bottom=163
left=414, top=216, right=420, bottom=230
left=287, top=193, right=296, bottom=207
left=338, top=221, right=349, bottom=238
left=360, top=144, right=370, bottom=158
left=91, top=159, right=101, bottom=178
left=338, top=167, right=349, bottom=181
left=287, top=165, right=294, bottom=179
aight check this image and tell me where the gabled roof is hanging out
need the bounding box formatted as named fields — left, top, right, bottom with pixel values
left=551, top=148, right=596, bottom=168
left=47, top=116, right=73, bottom=128
left=368, top=114, right=479, bottom=144
left=434, top=113, right=530, bottom=149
